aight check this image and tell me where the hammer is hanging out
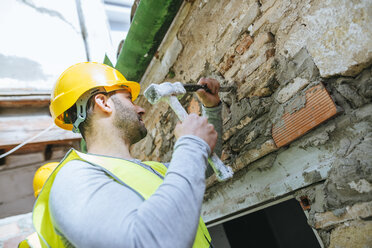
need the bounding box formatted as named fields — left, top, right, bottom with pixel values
left=144, top=82, right=234, bottom=182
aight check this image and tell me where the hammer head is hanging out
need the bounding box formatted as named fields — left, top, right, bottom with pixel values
left=144, top=82, right=186, bottom=104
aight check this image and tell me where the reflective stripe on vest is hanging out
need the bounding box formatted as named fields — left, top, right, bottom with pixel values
left=32, top=149, right=211, bottom=248
left=18, top=232, right=42, bottom=248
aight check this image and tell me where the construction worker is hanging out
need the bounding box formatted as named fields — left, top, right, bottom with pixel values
left=32, top=62, right=223, bottom=248
left=19, top=162, right=58, bottom=248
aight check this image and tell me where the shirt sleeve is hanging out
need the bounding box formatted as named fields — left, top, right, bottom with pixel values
left=202, top=103, right=223, bottom=177
left=202, top=103, right=223, bottom=157
left=49, top=135, right=210, bottom=248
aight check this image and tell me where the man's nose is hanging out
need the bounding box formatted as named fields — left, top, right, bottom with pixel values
left=136, top=105, right=145, bottom=115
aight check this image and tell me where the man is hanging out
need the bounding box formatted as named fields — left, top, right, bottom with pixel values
left=32, top=62, right=223, bottom=248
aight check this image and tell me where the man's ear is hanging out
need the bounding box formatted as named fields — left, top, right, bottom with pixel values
left=94, top=93, right=113, bottom=114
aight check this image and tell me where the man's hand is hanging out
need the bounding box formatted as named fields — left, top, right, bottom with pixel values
left=195, top=78, right=221, bottom=108
left=174, top=114, right=217, bottom=153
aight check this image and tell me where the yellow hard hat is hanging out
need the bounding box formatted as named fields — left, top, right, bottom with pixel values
left=33, top=162, right=59, bottom=198
left=50, top=62, right=140, bottom=131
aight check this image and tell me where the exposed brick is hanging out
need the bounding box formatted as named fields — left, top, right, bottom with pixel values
left=313, top=201, right=372, bottom=229
left=219, top=54, right=235, bottom=75
left=241, top=32, right=275, bottom=61
left=238, top=57, right=276, bottom=100
left=243, top=130, right=258, bottom=146
left=272, top=84, right=337, bottom=148
left=212, top=1, right=260, bottom=66
left=187, top=97, right=201, bottom=115
left=235, top=34, right=254, bottom=55
left=224, top=32, right=275, bottom=81
left=222, top=116, right=253, bottom=141
left=252, top=87, right=272, bottom=97
left=265, top=48, right=275, bottom=59
left=235, top=43, right=275, bottom=82
left=223, top=126, right=238, bottom=141
left=221, top=149, right=231, bottom=162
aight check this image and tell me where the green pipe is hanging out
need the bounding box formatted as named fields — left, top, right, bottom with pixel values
left=115, top=0, right=183, bottom=82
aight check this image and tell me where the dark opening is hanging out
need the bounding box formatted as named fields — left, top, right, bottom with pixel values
left=221, top=198, right=321, bottom=248
left=44, top=145, right=53, bottom=161
left=0, top=149, right=5, bottom=166
left=300, top=196, right=311, bottom=210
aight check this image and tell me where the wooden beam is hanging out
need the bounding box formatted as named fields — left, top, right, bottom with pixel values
left=0, top=94, right=50, bottom=108
left=0, top=115, right=81, bottom=148
left=0, top=139, right=79, bottom=153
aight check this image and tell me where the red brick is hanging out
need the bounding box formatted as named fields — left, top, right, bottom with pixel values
left=235, top=35, right=254, bottom=55
left=187, top=97, right=201, bottom=115
left=265, top=48, right=275, bottom=59
left=272, top=83, right=337, bottom=148
left=219, top=54, right=235, bottom=74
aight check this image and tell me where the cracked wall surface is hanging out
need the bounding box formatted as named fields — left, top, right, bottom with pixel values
left=134, top=0, right=372, bottom=247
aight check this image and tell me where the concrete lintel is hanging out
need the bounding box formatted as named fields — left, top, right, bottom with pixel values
left=202, top=144, right=335, bottom=224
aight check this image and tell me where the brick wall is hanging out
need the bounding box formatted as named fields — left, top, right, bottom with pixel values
left=132, top=0, right=372, bottom=246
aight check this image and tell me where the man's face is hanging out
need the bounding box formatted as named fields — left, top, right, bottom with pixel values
left=110, top=90, right=147, bottom=145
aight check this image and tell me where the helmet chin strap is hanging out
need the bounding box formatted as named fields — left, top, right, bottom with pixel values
left=72, top=85, right=131, bottom=133
left=72, top=87, right=106, bottom=133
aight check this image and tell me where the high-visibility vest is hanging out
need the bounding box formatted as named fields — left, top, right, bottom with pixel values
left=32, top=149, right=212, bottom=248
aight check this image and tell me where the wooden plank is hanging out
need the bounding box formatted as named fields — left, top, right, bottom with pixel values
left=0, top=90, right=51, bottom=96
left=0, top=140, right=79, bottom=154
left=0, top=115, right=81, bottom=148
left=0, top=94, right=50, bottom=108
left=0, top=142, right=77, bottom=171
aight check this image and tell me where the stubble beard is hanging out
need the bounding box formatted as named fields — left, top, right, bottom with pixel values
left=111, top=97, right=147, bottom=145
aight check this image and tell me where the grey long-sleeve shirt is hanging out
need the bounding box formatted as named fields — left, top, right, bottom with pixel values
left=49, top=105, right=222, bottom=248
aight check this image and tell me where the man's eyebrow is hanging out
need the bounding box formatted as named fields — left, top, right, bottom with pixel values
left=123, top=91, right=133, bottom=100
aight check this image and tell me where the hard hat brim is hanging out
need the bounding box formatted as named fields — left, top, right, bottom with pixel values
left=50, top=62, right=141, bottom=131
left=51, top=81, right=140, bottom=131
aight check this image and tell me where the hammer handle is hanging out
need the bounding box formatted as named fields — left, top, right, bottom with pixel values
left=168, top=96, right=188, bottom=121
left=166, top=96, right=233, bottom=182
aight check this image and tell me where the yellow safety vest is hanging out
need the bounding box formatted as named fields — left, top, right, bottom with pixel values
left=32, top=149, right=212, bottom=248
